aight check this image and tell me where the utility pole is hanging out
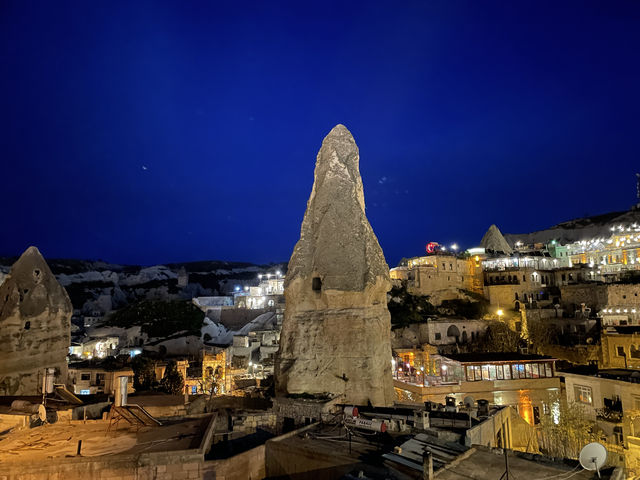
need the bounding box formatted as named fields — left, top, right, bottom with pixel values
left=499, top=448, right=510, bottom=480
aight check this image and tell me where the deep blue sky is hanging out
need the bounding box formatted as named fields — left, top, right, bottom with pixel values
left=2, top=1, right=640, bottom=266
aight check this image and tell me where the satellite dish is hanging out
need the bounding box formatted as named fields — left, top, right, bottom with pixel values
left=463, top=395, right=475, bottom=408
left=579, top=442, right=607, bottom=475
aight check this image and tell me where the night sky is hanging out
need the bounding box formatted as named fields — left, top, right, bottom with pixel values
left=2, top=1, right=640, bottom=267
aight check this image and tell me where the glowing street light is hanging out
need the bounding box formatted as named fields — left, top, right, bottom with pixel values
left=497, top=309, right=504, bottom=318
left=451, top=244, right=458, bottom=251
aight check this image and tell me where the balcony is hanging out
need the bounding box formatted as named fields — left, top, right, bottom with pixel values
left=596, top=407, right=623, bottom=423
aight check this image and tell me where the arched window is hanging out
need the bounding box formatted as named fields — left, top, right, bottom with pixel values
left=447, top=325, right=461, bottom=339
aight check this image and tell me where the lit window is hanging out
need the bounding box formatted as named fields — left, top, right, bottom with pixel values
left=574, top=385, right=593, bottom=405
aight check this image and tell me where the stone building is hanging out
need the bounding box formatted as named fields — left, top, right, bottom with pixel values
left=561, top=368, right=640, bottom=475
left=561, top=283, right=640, bottom=313
left=394, top=352, right=561, bottom=427
left=601, top=331, right=640, bottom=370
left=391, top=253, right=484, bottom=300
left=275, top=124, right=395, bottom=406
left=0, top=247, right=72, bottom=395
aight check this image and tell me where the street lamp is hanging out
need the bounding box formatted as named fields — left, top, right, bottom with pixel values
left=497, top=308, right=504, bottom=318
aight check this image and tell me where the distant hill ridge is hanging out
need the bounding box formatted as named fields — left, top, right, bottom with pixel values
left=504, top=208, right=640, bottom=246
left=0, top=257, right=284, bottom=276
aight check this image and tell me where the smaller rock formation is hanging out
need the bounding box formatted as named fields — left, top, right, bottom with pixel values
left=0, top=247, right=72, bottom=395
left=481, top=224, right=513, bottom=254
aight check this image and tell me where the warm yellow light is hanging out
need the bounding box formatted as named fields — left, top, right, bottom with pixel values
left=497, top=309, right=504, bottom=317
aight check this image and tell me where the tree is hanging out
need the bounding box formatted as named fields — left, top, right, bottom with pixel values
left=131, top=355, right=157, bottom=391
left=387, top=282, right=437, bottom=328
left=527, top=320, right=560, bottom=353
left=199, top=365, right=223, bottom=399
left=160, top=360, right=184, bottom=395
left=474, top=321, right=520, bottom=353
left=108, top=300, right=205, bottom=338
left=538, top=395, right=601, bottom=459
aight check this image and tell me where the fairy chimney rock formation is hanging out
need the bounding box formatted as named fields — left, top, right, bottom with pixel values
left=481, top=224, right=513, bottom=254
left=0, top=247, right=72, bottom=395
left=275, top=124, right=395, bottom=406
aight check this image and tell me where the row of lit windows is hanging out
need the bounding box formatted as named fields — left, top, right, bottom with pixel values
left=464, top=362, right=553, bottom=382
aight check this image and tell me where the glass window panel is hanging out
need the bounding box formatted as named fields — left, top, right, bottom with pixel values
left=525, top=363, right=532, bottom=378
left=531, top=363, right=539, bottom=378
left=545, top=363, right=553, bottom=377
left=496, top=364, right=504, bottom=380
left=574, top=385, right=593, bottom=405
left=538, top=363, right=546, bottom=378
left=503, top=365, right=511, bottom=379
left=466, top=366, right=474, bottom=382
left=488, top=365, right=496, bottom=380
left=482, top=365, right=490, bottom=380
left=474, top=365, right=482, bottom=381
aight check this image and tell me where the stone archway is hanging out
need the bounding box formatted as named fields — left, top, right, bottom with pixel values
left=447, top=325, right=461, bottom=341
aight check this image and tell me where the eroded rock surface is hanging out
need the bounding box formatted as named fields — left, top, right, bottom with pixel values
left=275, top=124, right=394, bottom=406
left=481, top=224, right=513, bottom=254
left=0, top=247, right=71, bottom=395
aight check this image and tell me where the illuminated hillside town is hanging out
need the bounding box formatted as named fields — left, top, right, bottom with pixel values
left=3, top=2, right=640, bottom=479
left=1, top=125, right=639, bottom=479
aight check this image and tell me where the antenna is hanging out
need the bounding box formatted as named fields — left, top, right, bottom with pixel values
left=579, top=442, right=607, bottom=478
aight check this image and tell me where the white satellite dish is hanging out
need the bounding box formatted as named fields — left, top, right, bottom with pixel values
left=579, top=442, right=607, bottom=476
left=463, top=395, right=475, bottom=408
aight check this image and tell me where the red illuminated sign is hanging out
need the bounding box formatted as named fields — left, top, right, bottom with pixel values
left=426, top=242, right=439, bottom=253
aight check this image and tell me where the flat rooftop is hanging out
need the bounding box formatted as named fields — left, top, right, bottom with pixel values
left=0, top=415, right=213, bottom=463
left=435, top=446, right=615, bottom=480
left=561, top=366, right=640, bottom=383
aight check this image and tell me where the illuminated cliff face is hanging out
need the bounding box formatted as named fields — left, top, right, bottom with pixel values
left=275, top=124, right=394, bottom=406
left=0, top=247, right=72, bottom=395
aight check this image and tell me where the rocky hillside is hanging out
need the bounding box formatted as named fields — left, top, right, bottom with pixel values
left=0, top=257, right=286, bottom=313
left=504, top=208, right=640, bottom=246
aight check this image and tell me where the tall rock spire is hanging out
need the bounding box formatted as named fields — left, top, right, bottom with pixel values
left=275, top=124, right=395, bottom=406
left=481, top=224, right=513, bottom=254
left=0, top=247, right=72, bottom=395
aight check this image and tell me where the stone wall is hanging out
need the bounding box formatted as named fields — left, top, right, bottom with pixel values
left=0, top=451, right=205, bottom=480
left=559, top=284, right=608, bottom=311
left=203, top=445, right=265, bottom=480
left=391, top=319, right=488, bottom=349
left=601, top=332, right=640, bottom=369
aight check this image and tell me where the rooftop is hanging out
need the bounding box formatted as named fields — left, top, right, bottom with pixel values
left=434, top=446, right=615, bottom=480
left=0, top=415, right=214, bottom=464
left=561, top=366, right=640, bottom=384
